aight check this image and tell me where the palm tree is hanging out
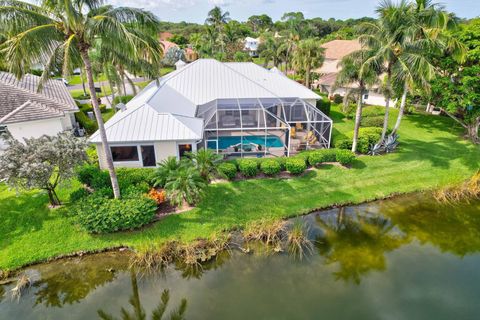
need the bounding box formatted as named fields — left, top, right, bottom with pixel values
left=187, top=149, right=222, bottom=182
left=0, top=0, right=162, bottom=199
left=390, top=0, right=465, bottom=134
left=164, top=166, right=207, bottom=208
left=259, top=35, right=283, bottom=67
left=152, top=157, right=182, bottom=188
left=292, top=39, right=325, bottom=88
left=335, top=49, right=380, bottom=153
left=205, top=6, right=230, bottom=28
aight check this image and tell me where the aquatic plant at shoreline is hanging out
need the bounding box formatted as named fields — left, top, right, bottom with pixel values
left=434, top=171, right=480, bottom=204
left=287, top=220, right=314, bottom=260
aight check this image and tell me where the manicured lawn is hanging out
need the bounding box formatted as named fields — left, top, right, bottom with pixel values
left=1, top=106, right=479, bottom=271
left=67, top=74, right=108, bottom=85
left=70, top=87, right=114, bottom=100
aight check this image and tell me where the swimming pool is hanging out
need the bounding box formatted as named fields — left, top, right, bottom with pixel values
left=207, top=135, right=284, bottom=150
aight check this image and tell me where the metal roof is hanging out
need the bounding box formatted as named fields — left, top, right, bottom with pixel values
left=89, top=103, right=203, bottom=143
left=224, top=62, right=320, bottom=100
left=0, top=72, right=78, bottom=124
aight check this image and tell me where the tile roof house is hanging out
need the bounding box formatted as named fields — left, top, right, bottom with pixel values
left=0, top=72, right=78, bottom=151
left=90, top=59, right=332, bottom=169
left=313, top=39, right=395, bottom=107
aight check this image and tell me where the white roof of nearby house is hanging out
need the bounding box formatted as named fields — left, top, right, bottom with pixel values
left=0, top=72, right=78, bottom=125
left=90, top=59, right=320, bottom=144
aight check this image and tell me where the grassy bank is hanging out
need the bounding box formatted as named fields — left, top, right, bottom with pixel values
left=1, top=106, right=479, bottom=271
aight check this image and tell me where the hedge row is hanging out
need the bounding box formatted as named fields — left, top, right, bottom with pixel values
left=217, top=148, right=356, bottom=180
left=335, top=127, right=383, bottom=154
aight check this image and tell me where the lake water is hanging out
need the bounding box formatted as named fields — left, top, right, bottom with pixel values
left=1, top=193, right=480, bottom=320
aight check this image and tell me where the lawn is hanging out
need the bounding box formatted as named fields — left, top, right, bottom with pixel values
left=70, top=86, right=114, bottom=100
left=1, top=105, right=479, bottom=271
left=66, top=74, right=108, bottom=85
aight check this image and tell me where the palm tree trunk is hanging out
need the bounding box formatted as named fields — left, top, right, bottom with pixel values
left=380, top=72, right=392, bottom=142
left=392, top=82, right=408, bottom=135
left=80, top=68, right=87, bottom=96
left=80, top=49, right=121, bottom=199
left=124, top=72, right=137, bottom=95
left=306, top=67, right=311, bottom=88
left=352, top=85, right=364, bottom=153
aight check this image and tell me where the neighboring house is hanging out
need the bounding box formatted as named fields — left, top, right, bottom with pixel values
left=90, top=59, right=332, bottom=169
left=160, top=40, right=198, bottom=62
left=159, top=32, right=174, bottom=41
left=313, top=39, right=395, bottom=107
left=0, top=72, right=78, bottom=149
left=244, top=37, right=261, bottom=57
left=160, top=40, right=179, bottom=55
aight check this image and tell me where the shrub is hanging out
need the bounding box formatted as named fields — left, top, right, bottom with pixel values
left=69, top=187, right=90, bottom=202
left=218, top=162, right=237, bottom=180
left=336, top=127, right=383, bottom=154
left=260, top=159, right=281, bottom=176
left=335, top=149, right=356, bottom=165
left=362, top=106, right=385, bottom=117
left=113, top=95, right=134, bottom=106
left=73, top=195, right=157, bottom=233
left=285, top=157, right=307, bottom=175
left=238, top=159, right=259, bottom=177
left=361, top=116, right=384, bottom=127
left=86, top=145, right=98, bottom=164
left=76, top=164, right=110, bottom=189
left=148, top=188, right=167, bottom=205
left=316, top=97, right=331, bottom=115
left=274, top=157, right=287, bottom=171
left=74, top=111, right=98, bottom=134
left=333, top=94, right=343, bottom=104
left=117, top=168, right=156, bottom=189
left=307, top=149, right=337, bottom=166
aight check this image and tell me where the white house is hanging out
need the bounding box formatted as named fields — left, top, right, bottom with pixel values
left=90, top=59, right=333, bottom=169
left=0, top=72, right=78, bottom=151
left=244, top=37, right=261, bottom=57
left=313, top=39, right=395, bottom=107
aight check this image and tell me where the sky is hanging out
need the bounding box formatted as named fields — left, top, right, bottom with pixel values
left=106, top=0, right=480, bottom=23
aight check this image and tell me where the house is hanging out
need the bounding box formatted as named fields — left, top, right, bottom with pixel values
left=0, top=71, right=79, bottom=150
left=159, top=32, right=174, bottom=41
left=90, top=59, right=332, bottom=169
left=244, top=37, right=261, bottom=57
left=160, top=40, right=198, bottom=62
left=313, top=39, right=395, bottom=107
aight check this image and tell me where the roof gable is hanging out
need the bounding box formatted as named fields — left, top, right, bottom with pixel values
left=321, top=39, right=361, bottom=60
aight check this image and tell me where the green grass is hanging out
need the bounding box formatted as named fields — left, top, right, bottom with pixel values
left=1, top=105, right=479, bottom=271
left=70, top=87, right=114, bottom=100
left=66, top=74, right=108, bottom=85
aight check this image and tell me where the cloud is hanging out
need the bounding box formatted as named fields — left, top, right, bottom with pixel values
left=109, top=0, right=197, bottom=10
left=208, top=0, right=233, bottom=6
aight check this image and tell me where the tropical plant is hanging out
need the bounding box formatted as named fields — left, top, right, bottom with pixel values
left=187, top=149, right=222, bottom=181
left=368, top=143, right=384, bottom=156
left=0, top=132, right=88, bottom=206
left=384, top=133, right=399, bottom=153
left=335, top=49, right=380, bottom=153
left=152, top=157, right=182, bottom=188
left=258, top=35, right=283, bottom=67
left=205, top=6, right=230, bottom=28
left=0, top=0, right=162, bottom=199
left=292, top=39, right=325, bottom=88
left=164, top=166, right=207, bottom=207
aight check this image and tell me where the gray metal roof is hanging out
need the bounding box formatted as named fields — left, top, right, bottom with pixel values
left=0, top=72, right=78, bottom=124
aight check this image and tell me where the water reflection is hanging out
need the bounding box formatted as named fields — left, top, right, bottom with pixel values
left=98, top=271, right=187, bottom=320
left=315, top=207, right=406, bottom=284
left=174, top=250, right=231, bottom=280
left=33, top=253, right=130, bottom=307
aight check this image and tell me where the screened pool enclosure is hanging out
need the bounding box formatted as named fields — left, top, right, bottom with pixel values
left=197, top=98, right=332, bottom=157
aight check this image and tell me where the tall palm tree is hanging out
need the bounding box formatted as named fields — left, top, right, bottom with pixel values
left=259, top=35, right=283, bottom=67
left=292, top=39, right=325, bottom=88
left=336, top=49, right=380, bottom=153
left=205, top=6, right=230, bottom=28
left=0, top=0, right=162, bottom=199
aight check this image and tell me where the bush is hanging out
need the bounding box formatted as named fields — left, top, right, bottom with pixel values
left=76, top=164, right=110, bottom=189
left=307, top=149, right=337, bottom=166
left=285, top=157, right=307, bottom=175
left=333, top=94, right=343, bottom=104
left=86, top=145, right=98, bottom=164
left=113, top=95, right=134, bottom=106
left=73, top=195, right=157, bottom=233
left=116, top=168, right=156, bottom=189
left=74, top=111, right=98, bottom=134
left=260, top=159, right=281, bottom=176
left=316, top=97, right=331, bottom=115
left=218, top=162, right=237, bottom=180
left=148, top=188, right=167, bottom=205
left=69, top=187, right=90, bottom=202
left=274, top=157, right=287, bottom=171
left=238, top=159, right=259, bottom=177
left=361, top=116, right=384, bottom=127
left=335, top=149, right=356, bottom=165
left=336, top=127, right=383, bottom=154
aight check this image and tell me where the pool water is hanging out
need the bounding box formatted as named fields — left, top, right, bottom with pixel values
left=207, top=135, right=284, bottom=150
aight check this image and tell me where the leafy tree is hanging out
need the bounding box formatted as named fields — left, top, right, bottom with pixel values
left=335, top=49, right=380, bottom=152
left=169, top=34, right=189, bottom=47
left=430, top=19, right=480, bottom=143
left=187, top=149, right=222, bottom=181
left=281, top=12, right=306, bottom=37
left=247, top=14, right=273, bottom=33
left=233, top=51, right=252, bottom=62
left=292, top=39, right=325, bottom=88
left=0, top=132, right=88, bottom=206
left=0, top=0, right=162, bottom=199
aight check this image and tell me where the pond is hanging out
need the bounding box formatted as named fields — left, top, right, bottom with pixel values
left=1, top=193, right=480, bottom=320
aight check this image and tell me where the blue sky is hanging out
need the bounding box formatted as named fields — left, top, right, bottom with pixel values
left=107, top=0, right=479, bottom=23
